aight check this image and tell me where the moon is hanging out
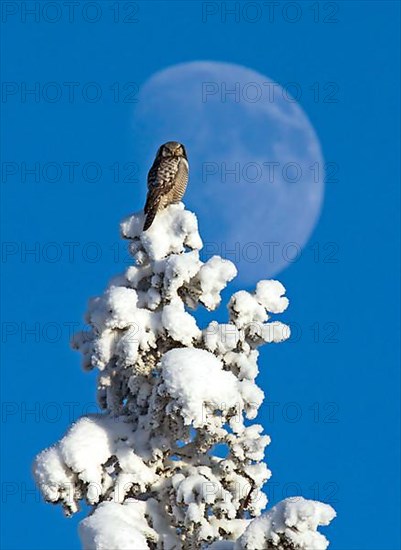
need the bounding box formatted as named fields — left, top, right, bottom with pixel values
left=132, top=61, right=324, bottom=284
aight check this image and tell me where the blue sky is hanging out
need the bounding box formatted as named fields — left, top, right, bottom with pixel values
left=1, top=1, right=400, bottom=549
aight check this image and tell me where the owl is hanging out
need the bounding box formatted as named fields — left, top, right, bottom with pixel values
left=143, top=141, right=189, bottom=231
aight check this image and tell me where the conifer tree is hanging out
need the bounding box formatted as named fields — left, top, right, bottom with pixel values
left=34, top=203, right=335, bottom=549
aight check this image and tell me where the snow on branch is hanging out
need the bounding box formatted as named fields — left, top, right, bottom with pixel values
left=235, top=498, right=336, bottom=550
left=33, top=203, right=335, bottom=549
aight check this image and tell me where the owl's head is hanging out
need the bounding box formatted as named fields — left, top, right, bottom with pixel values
left=158, top=141, right=187, bottom=159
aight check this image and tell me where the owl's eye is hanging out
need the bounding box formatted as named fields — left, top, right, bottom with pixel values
left=162, top=148, right=170, bottom=157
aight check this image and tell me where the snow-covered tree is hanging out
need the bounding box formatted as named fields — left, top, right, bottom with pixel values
left=33, top=203, right=336, bottom=549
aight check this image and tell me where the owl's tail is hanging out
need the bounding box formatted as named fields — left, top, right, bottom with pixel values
left=143, top=207, right=158, bottom=231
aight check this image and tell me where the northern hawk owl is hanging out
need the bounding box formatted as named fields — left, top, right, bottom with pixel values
left=143, top=141, right=189, bottom=231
